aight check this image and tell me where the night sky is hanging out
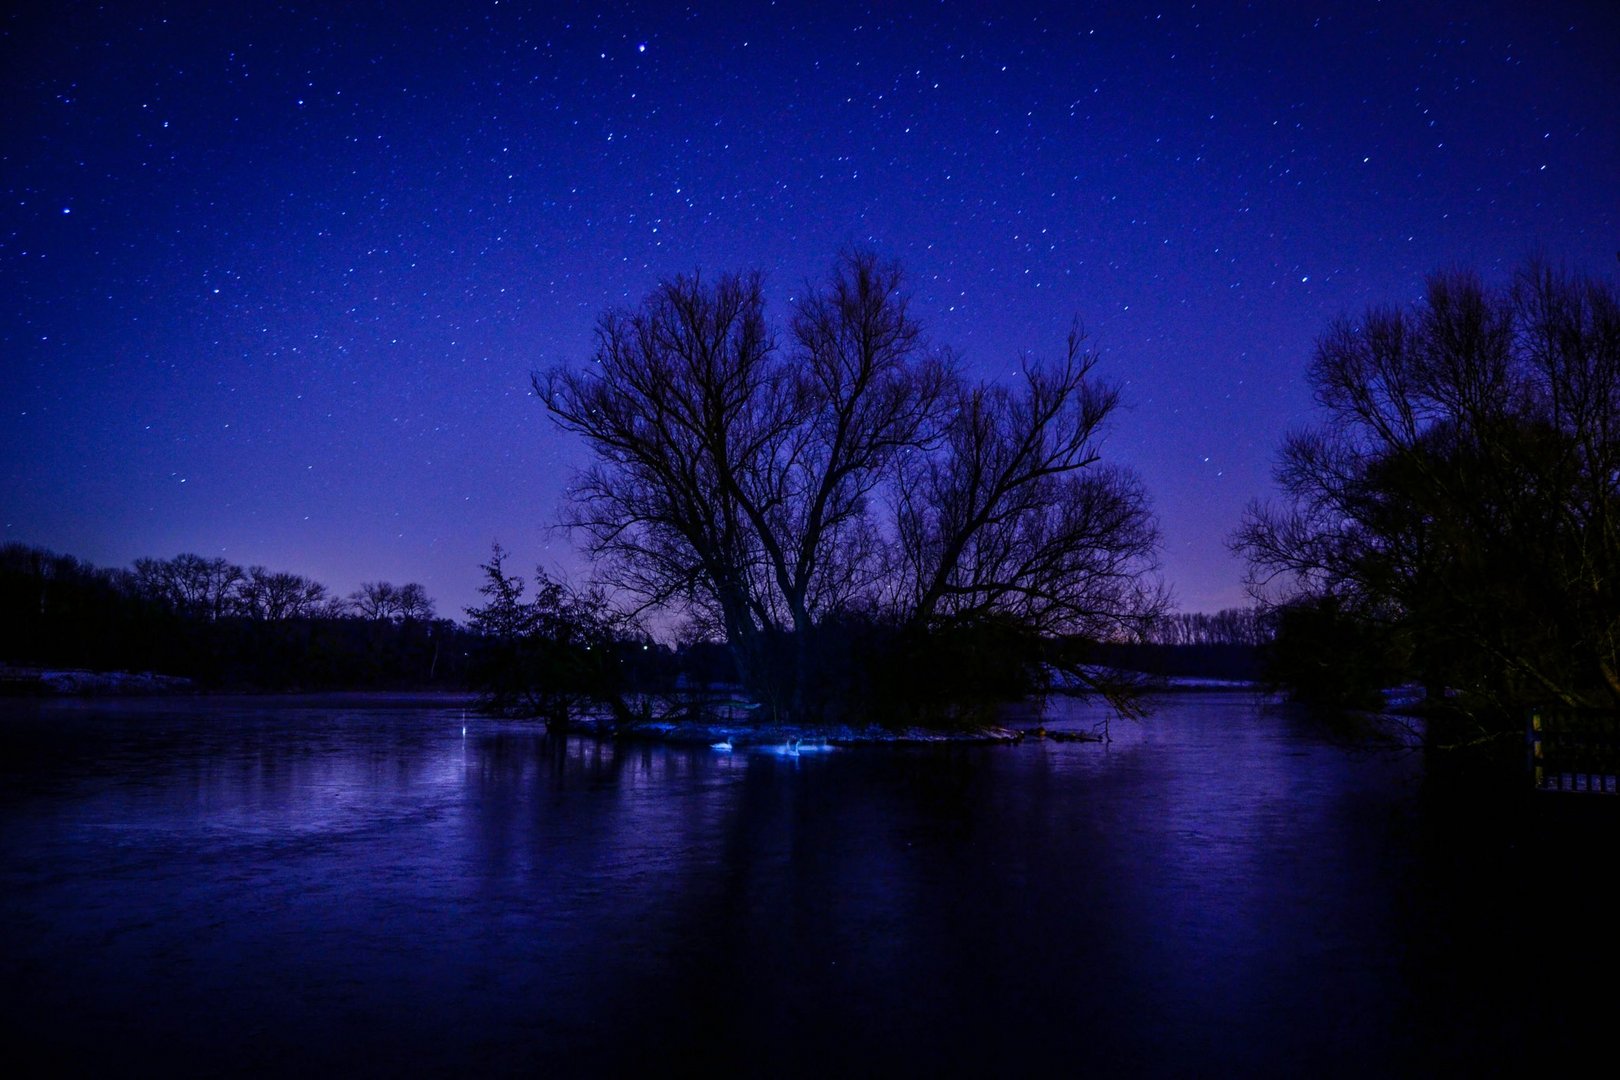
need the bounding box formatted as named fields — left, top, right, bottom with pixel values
left=4, top=1, right=1615, bottom=619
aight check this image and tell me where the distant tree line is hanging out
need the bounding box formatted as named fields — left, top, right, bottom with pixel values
left=539, top=250, right=1165, bottom=726
left=1077, top=607, right=1270, bottom=683
left=1144, top=608, right=1269, bottom=648
left=1237, top=259, right=1619, bottom=739
left=126, top=552, right=436, bottom=624
left=0, top=543, right=469, bottom=690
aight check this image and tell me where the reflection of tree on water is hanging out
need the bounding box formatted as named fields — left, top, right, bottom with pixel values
left=6, top=695, right=1609, bottom=1074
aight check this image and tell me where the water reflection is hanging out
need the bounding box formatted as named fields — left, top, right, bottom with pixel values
left=0, top=693, right=1609, bottom=1074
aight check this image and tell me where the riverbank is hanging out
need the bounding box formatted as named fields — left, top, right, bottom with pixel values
left=557, top=709, right=1106, bottom=747
left=0, top=668, right=482, bottom=707
left=0, top=665, right=195, bottom=697
left=0, top=669, right=1128, bottom=745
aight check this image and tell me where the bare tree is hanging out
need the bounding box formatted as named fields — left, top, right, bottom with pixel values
left=892, top=328, right=1164, bottom=711
left=1148, top=608, right=1268, bottom=647
left=395, top=583, right=435, bottom=621
left=238, top=567, right=329, bottom=621
left=348, top=581, right=401, bottom=621
left=898, top=328, right=1162, bottom=638
left=768, top=254, right=951, bottom=615
left=343, top=580, right=434, bottom=622
left=132, top=554, right=245, bottom=620
left=542, top=252, right=1160, bottom=721
left=723, top=252, right=952, bottom=712
left=542, top=266, right=780, bottom=697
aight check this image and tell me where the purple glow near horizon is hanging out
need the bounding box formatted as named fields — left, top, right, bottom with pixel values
left=3, top=2, right=1615, bottom=620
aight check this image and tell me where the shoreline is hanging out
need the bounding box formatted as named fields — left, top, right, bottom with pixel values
left=5, top=674, right=1275, bottom=746
left=557, top=712, right=1108, bottom=747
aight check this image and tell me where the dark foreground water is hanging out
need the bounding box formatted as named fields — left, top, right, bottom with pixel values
left=1, top=693, right=1614, bottom=1077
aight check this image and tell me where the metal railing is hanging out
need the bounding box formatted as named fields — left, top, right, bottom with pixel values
left=1528, top=709, right=1620, bottom=794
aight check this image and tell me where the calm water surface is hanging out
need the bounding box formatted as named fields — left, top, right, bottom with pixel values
left=1, top=693, right=1612, bottom=1076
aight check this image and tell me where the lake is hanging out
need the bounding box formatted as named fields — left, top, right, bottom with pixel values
left=1, top=692, right=1613, bottom=1076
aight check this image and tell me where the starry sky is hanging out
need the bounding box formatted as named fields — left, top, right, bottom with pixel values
left=3, top=1, right=1616, bottom=620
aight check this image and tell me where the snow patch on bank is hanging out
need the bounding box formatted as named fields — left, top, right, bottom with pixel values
left=1, top=667, right=194, bottom=696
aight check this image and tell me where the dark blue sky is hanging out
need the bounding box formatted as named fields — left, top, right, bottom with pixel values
left=4, top=1, right=1616, bottom=618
